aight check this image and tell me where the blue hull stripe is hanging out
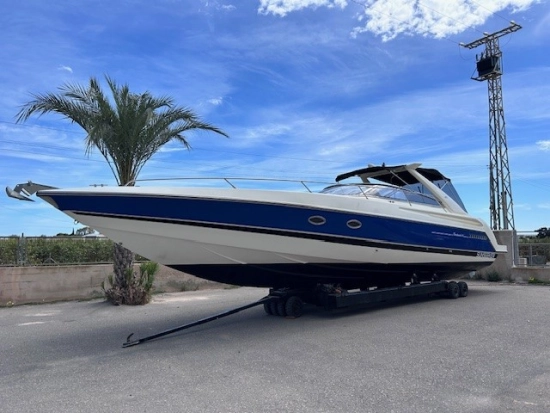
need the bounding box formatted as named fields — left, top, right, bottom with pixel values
left=40, top=193, right=496, bottom=254
left=76, top=211, right=482, bottom=257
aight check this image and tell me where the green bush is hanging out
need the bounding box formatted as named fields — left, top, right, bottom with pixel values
left=0, top=236, right=148, bottom=266
left=0, top=237, right=19, bottom=265
left=486, top=271, right=502, bottom=282
left=28, top=237, right=115, bottom=264
left=528, top=277, right=550, bottom=285
left=102, top=261, right=159, bottom=305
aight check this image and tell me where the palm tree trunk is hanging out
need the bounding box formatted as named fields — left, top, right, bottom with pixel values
left=113, top=242, right=135, bottom=288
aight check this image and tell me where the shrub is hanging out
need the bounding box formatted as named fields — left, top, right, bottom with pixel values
left=102, top=261, right=159, bottom=305
left=0, top=237, right=19, bottom=265
left=1, top=236, right=149, bottom=266
left=528, top=277, right=550, bottom=285
left=486, top=271, right=502, bottom=282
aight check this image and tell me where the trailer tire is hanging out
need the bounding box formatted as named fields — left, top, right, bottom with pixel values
left=264, top=301, right=274, bottom=315
left=285, top=296, right=304, bottom=318
left=269, top=300, right=279, bottom=316
left=458, top=281, right=468, bottom=297
left=276, top=300, right=287, bottom=317
left=447, top=281, right=460, bottom=299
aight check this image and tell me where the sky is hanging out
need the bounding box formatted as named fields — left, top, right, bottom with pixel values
left=1, top=0, right=549, bottom=236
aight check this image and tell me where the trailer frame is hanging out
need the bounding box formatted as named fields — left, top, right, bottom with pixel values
left=122, top=280, right=468, bottom=347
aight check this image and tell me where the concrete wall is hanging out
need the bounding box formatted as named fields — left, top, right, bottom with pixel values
left=510, top=266, right=550, bottom=283
left=0, top=264, right=225, bottom=306
left=476, top=229, right=550, bottom=282
left=2, top=237, right=549, bottom=306
left=476, top=230, right=513, bottom=279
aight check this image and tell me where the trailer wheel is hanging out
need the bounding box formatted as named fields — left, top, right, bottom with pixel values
left=458, top=281, right=468, bottom=297
left=269, top=300, right=279, bottom=316
left=276, top=300, right=287, bottom=317
left=447, top=281, right=460, bottom=299
left=264, top=301, right=274, bottom=315
left=285, top=296, right=304, bottom=318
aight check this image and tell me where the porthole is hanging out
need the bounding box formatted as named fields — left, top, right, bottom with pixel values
left=347, top=219, right=362, bottom=229
left=308, top=215, right=326, bottom=225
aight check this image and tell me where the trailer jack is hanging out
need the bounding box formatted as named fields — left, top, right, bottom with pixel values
left=123, top=296, right=273, bottom=348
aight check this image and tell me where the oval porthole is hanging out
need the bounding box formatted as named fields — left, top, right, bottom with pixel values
left=308, top=215, right=326, bottom=225
left=347, top=219, right=362, bottom=229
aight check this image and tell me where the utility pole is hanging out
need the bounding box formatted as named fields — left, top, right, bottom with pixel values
left=460, top=22, right=520, bottom=232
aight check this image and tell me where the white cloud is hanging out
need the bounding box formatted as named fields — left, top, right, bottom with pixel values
left=58, top=65, right=73, bottom=73
left=258, top=0, right=541, bottom=40
left=208, top=97, right=224, bottom=105
left=199, top=1, right=237, bottom=13
left=537, top=140, right=550, bottom=151
left=258, top=0, right=347, bottom=16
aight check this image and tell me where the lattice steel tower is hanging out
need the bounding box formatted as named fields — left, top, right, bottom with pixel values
left=460, top=22, right=521, bottom=231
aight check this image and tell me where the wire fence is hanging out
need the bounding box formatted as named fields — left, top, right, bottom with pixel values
left=518, top=243, right=550, bottom=266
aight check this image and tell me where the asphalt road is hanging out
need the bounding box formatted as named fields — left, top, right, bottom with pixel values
left=1, top=281, right=549, bottom=413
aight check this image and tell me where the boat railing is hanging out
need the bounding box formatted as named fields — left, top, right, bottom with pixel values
left=127, top=178, right=441, bottom=207
left=128, top=177, right=334, bottom=193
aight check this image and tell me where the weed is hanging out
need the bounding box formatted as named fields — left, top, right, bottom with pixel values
left=528, top=277, right=550, bottom=285
left=486, top=271, right=502, bottom=282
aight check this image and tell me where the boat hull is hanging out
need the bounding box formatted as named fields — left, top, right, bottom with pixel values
left=38, top=187, right=502, bottom=289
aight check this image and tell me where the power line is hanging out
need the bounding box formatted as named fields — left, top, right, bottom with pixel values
left=468, top=0, right=518, bottom=25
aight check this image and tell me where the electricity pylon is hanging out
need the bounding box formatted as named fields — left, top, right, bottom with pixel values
left=460, top=22, right=521, bottom=232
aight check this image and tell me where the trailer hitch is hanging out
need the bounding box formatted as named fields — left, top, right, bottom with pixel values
left=123, top=296, right=273, bottom=348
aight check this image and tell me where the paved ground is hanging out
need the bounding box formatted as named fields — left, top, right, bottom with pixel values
left=1, top=281, right=549, bottom=413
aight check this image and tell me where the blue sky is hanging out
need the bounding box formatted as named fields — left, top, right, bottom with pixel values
left=1, top=0, right=549, bottom=236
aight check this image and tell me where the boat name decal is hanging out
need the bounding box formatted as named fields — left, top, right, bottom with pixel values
left=432, top=231, right=487, bottom=240
left=476, top=251, right=496, bottom=258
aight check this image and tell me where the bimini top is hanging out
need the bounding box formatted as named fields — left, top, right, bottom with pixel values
left=336, top=164, right=449, bottom=185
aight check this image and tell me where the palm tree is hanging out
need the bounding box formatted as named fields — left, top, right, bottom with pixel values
left=16, top=75, right=228, bottom=300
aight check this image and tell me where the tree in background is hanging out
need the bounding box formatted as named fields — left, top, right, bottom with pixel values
left=75, top=226, right=96, bottom=236
left=16, top=76, right=228, bottom=304
left=535, top=227, right=550, bottom=239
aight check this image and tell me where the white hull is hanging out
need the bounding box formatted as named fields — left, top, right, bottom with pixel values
left=69, top=212, right=495, bottom=269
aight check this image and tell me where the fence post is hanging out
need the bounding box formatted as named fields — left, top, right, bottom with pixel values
left=17, top=233, right=27, bottom=266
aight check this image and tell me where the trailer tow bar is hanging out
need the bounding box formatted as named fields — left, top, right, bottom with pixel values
left=123, top=296, right=274, bottom=348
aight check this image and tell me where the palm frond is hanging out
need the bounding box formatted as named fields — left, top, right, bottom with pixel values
left=16, top=74, right=229, bottom=186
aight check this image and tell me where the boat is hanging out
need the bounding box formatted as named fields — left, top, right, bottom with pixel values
left=6, top=163, right=506, bottom=290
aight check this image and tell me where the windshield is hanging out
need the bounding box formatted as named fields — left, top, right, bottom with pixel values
left=321, top=184, right=440, bottom=207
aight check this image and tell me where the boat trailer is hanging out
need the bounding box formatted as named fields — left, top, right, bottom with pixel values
left=123, top=280, right=468, bottom=348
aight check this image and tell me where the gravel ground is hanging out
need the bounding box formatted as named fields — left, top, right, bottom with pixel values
left=1, top=281, right=549, bottom=413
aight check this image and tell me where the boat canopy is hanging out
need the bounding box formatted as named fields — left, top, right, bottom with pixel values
left=335, top=164, right=467, bottom=212
left=335, top=164, right=448, bottom=185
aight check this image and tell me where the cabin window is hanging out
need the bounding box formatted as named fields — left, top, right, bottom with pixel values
left=347, top=219, right=362, bottom=229
left=308, top=216, right=326, bottom=225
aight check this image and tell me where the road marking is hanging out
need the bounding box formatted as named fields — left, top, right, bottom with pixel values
left=18, top=321, right=49, bottom=326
